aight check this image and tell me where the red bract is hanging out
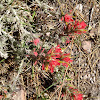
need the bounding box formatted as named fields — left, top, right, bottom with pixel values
left=76, top=94, right=83, bottom=100
left=33, top=38, right=40, bottom=46
left=47, top=48, right=53, bottom=54
left=34, top=52, right=38, bottom=57
left=34, top=61, right=37, bottom=65
left=61, top=54, right=72, bottom=67
left=62, top=63, right=68, bottom=67
left=74, top=21, right=87, bottom=29
left=66, top=40, right=70, bottom=44
left=61, top=14, right=73, bottom=22
left=0, top=95, right=3, bottom=99
left=51, top=55, right=61, bottom=59
left=75, top=31, right=82, bottom=34
left=42, top=45, right=72, bottom=73
left=61, top=13, right=87, bottom=36
left=33, top=48, right=38, bottom=56
left=74, top=21, right=80, bottom=29
left=49, top=60, right=60, bottom=66
left=63, top=53, right=70, bottom=56
left=71, top=93, right=83, bottom=100
left=62, top=57, right=72, bottom=63
left=42, top=63, right=45, bottom=70
left=49, top=65, right=54, bottom=73
left=64, top=14, right=73, bottom=22
left=61, top=16, right=64, bottom=21
left=54, top=47, right=62, bottom=53
left=54, top=45, right=62, bottom=53
left=70, top=87, right=83, bottom=100
left=78, top=21, right=87, bottom=29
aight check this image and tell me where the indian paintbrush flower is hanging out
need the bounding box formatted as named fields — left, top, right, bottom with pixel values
left=42, top=45, right=72, bottom=73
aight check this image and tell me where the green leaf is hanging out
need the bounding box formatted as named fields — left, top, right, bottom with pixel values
left=21, top=22, right=35, bottom=27
left=32, top=11, right=36, bottom=19
left=59, top=61, right=64, bottom=63
left=66, top=78, right=72, bottom=81
left=0, top=59, right=5, bottom=63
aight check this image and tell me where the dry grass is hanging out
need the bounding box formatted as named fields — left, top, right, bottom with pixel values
left=0, top=0, right=100, bottom=100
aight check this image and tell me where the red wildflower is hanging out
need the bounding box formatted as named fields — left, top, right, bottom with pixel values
left=34, top=61, right=37, bottom=65
left=62, top=53, right=70, bottom=56
left=69, top=10, right=72, bottom=13
left=4, top=90, right=7, bottom=94
left=61, top=93, right=64, bottom=97
left=33, top=48, right=38, bottom=56
left=74, top=21, right=80, bottom=29
left=61, top=14, right=87, bottom=36
left=47, top=48, right=53, bottom=54
left=62, top=63, right=68, bottom=67
left=68, top=23, right=72, bottom=30
left=76, top=93, right=83, bottom=100
left=64, top=14, right=73, bottom=22
left=70, top=87, right=83, bottom=100
left=60, top=54, right=72, bottom=68
left=75, top=21, right=87, bottom=29
left=0, top=95, right=3, bottom=99
left=66, top=40, right=70, bottom=44
left=41, top=45, right=72, bottom=73
left=49, top=65, right=54, bottom=73
left=79, top=21, right=87, bottom=29
left=34, top=52, right=38, bottom=56
left=41, top=48, right=45, bottom=54
left=62, top=57, right=72, bottom=63
left=54, top=45, right=62, bottom=53
left=61, top=16, right=64, bottom=21
left=66, top=38, right=70, bottom=44
left=51, top=54, right=61, bottom=59
left=33, top=38, right=40, bottom=46
left=71, top=93, right=83, bottom=100
left=49, top=60, right=60, bottom=66
left=54, top=47, right=62, bottom=53
left=42, top=63, right=45, bottom=70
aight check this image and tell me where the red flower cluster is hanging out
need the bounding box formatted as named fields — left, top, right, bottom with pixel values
left=42, top=45, right=72, bottom=73
left=61, top=14, right=87, bottom=32
left=74, top=21, right=87, bottom=34
left=74, top=21, right=87, bottom=29
left=61, top=14, right=73, bottom=22
left=71, top=93, right=83, bottom=100
left=33, top=38, right=40, bottom=46
left=70, top=87, right=83, bottom=100
left=0, top=95, right=3, bottom=99
left=61, top=14, right=87, bottom=44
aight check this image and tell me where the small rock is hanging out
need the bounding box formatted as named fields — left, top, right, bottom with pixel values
left=12, top=89, right=26, bottom=100
left=82, top=41, right=91, bottom=53
left=75, top=4, right=83, bottom=12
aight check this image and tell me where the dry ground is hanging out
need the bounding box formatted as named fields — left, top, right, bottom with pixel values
left=0, top=0, right=100, bottom=100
